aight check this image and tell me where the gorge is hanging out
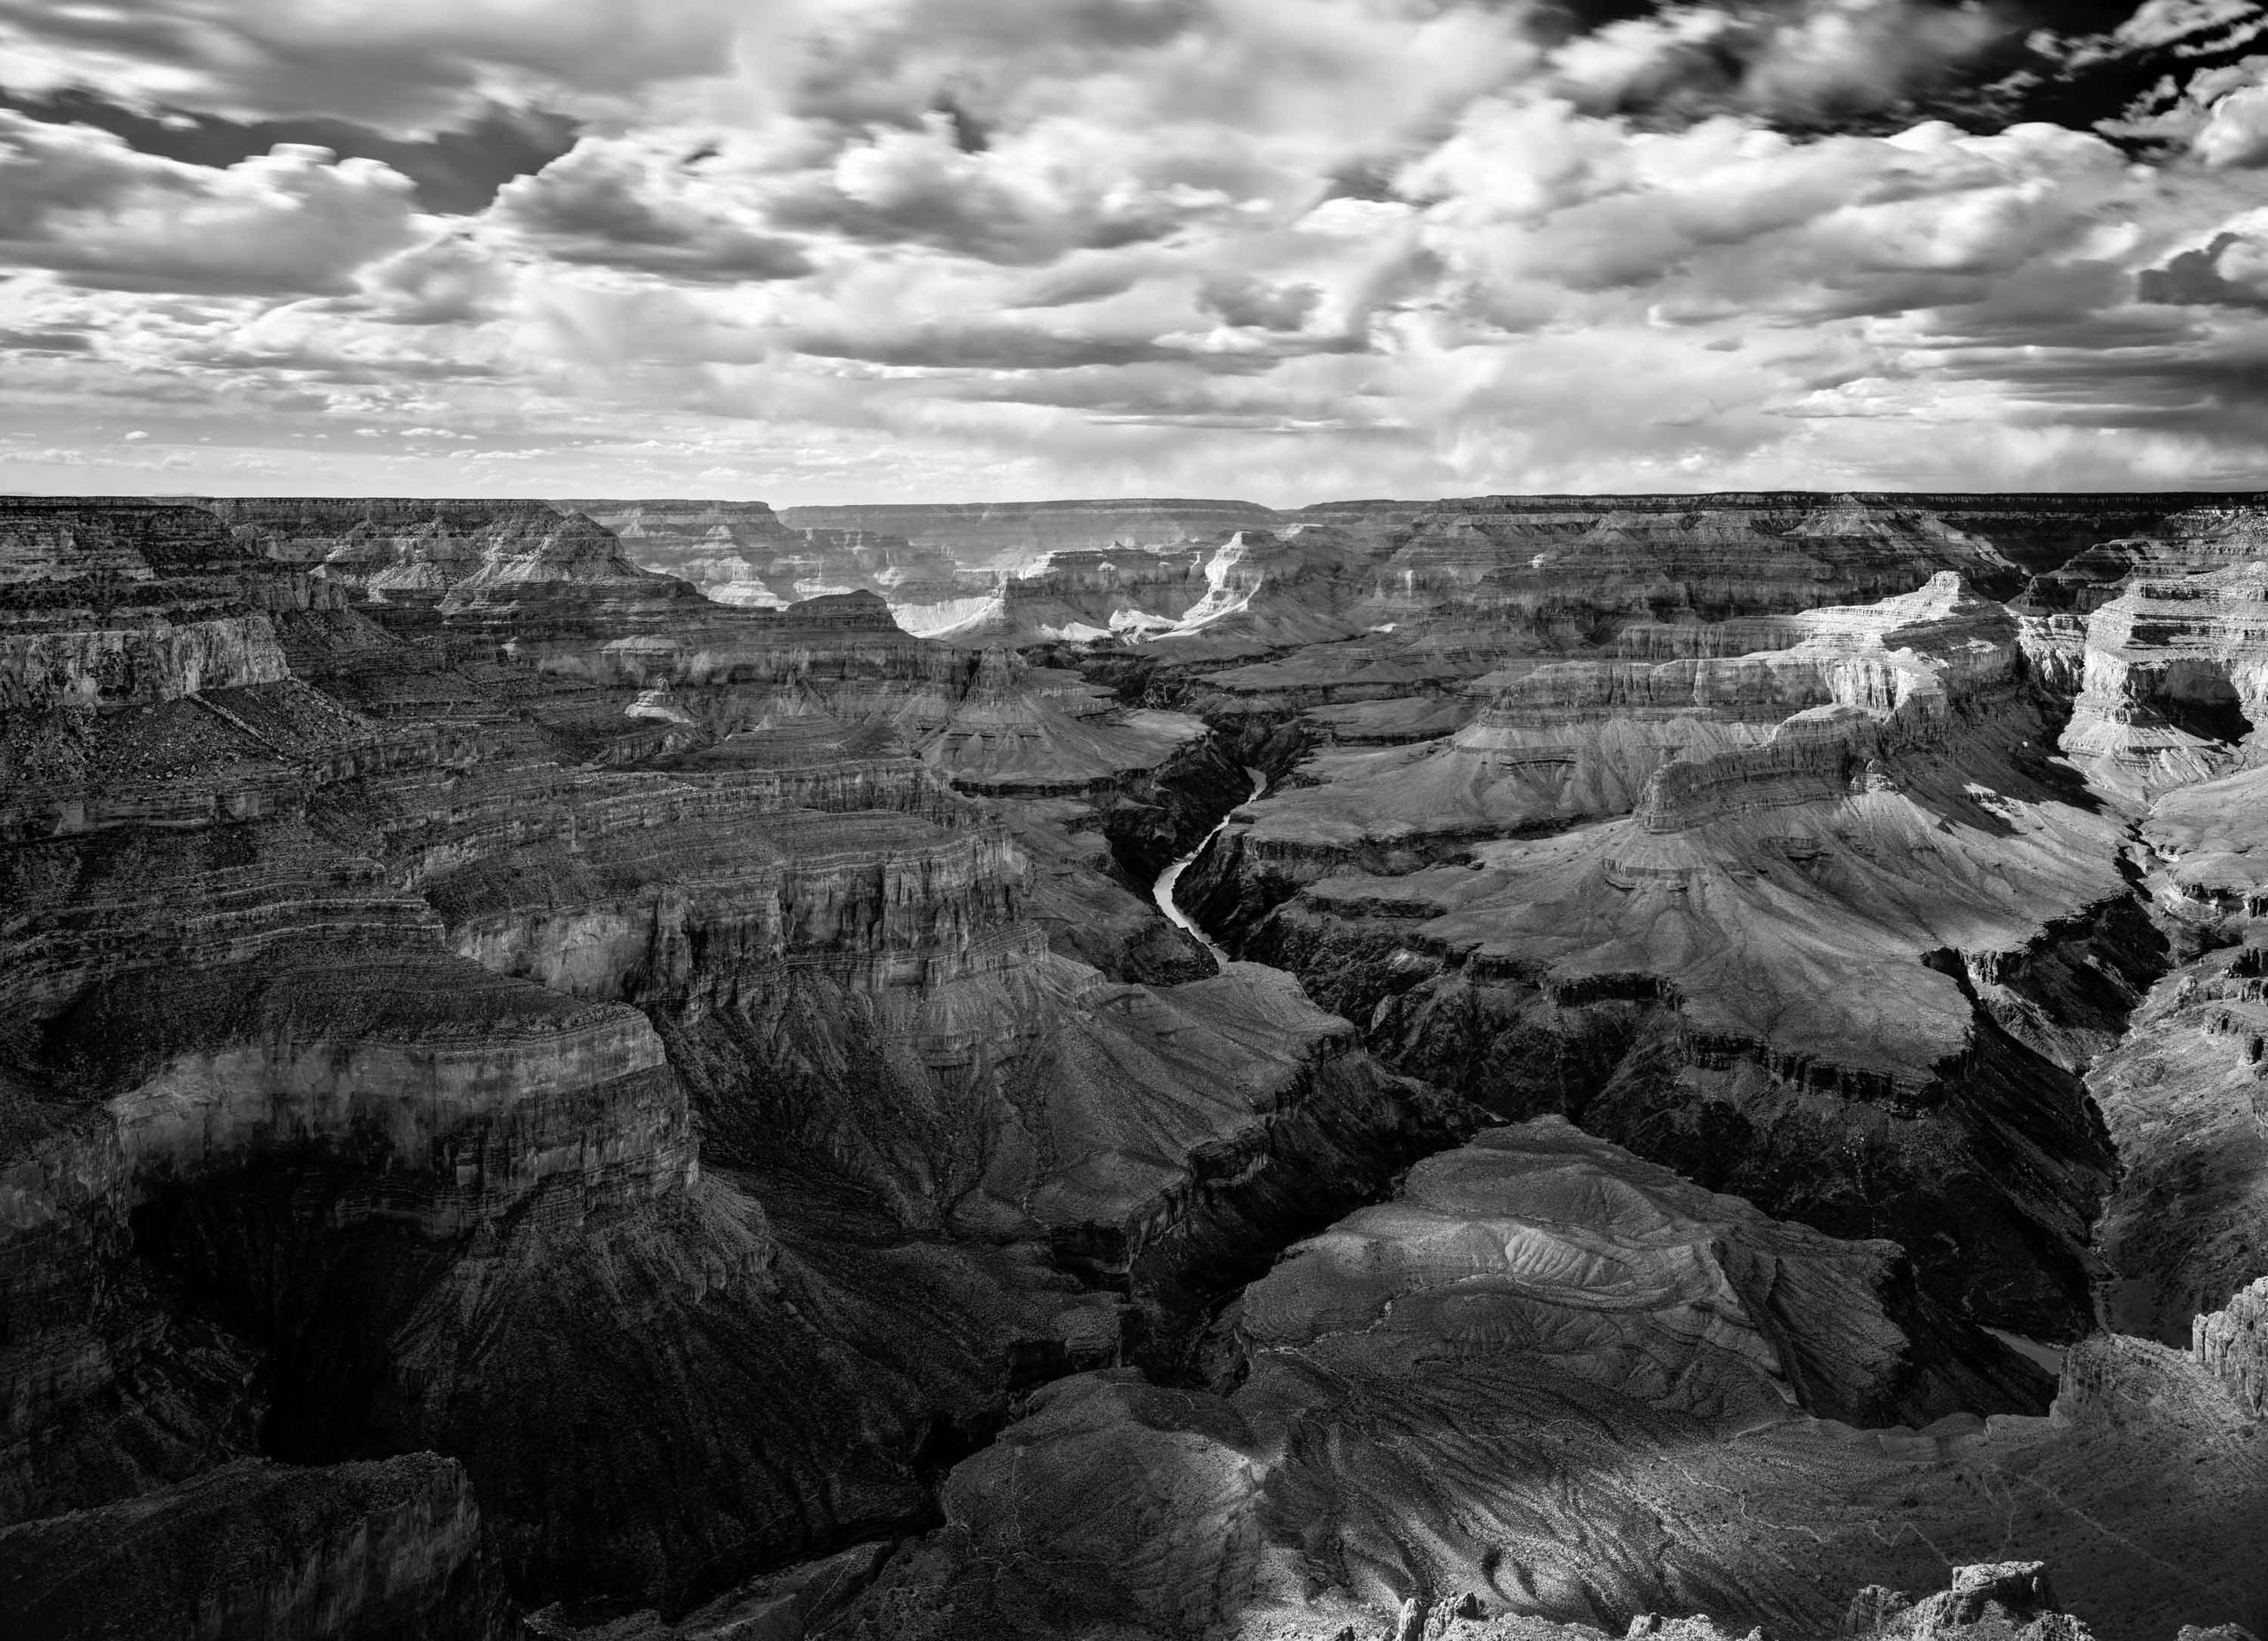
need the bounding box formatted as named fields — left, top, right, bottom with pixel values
left=4, top=489, right=2267, bottom=1641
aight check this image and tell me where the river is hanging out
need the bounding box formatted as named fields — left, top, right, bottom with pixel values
left=1152, top=766, right=1268, bottom=971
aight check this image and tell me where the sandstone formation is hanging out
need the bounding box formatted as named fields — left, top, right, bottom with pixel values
left=778, top=498, right=1288, bottom=567
left=817, top=1155, right=2268, bottom=1641
left=10, top=486, right=2268, bottom=1641
left=1, top=493, right=1462, bottom=1637
left=2059, top=562, right=2268, bottom=804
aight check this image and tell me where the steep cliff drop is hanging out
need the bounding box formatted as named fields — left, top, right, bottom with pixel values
left=1152, top=767, right=1267, bottom=970
left=9, top=491, right=2268, bottom=1641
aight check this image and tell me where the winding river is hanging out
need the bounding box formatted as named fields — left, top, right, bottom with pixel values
left=1153, top=766, right=1268, bottom=971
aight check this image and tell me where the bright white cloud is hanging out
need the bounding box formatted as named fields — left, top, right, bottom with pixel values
left=0, top=114, right=422, bottom=294
left=3, top=0, right=2268, bottom=501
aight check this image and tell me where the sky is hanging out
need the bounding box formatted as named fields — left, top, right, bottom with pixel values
left=2, top=0, right=2267, bottom=504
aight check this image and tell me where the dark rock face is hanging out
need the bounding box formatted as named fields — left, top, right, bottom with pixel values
left=8, top=489, right=2268, bottom=1641
left=0, top=1454, right=510, bottom=1641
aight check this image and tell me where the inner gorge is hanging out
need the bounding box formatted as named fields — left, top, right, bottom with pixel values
left=4, top=489, right=2266, bottom=1641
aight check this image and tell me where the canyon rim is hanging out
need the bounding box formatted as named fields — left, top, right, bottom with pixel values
left=7, top=4, right=2268, bottom=1641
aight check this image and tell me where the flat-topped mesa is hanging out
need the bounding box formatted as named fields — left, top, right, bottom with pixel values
left=779, top=496, right=1283, bottom=567
left=1416, top=489, right=2249, bottom=574
left=566, top=497, right=797, bottom=558
left=919, top=643, right=1208, bottom=794
left=2, top=495, right=267, bottom=580
left=230, top=502, right=679, bottom=602
left=2194, top=1274, right=2268, bottom=1416
left=1365, top=497, right=2025, bottom=630
left=2061, top=560, right=2268, bottom=799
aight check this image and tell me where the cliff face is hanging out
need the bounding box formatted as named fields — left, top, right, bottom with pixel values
left=0, top=1454, right=510, bottom=1641
left=12, top=488, right=2268, bottom=1641
left=0, top=494, right=1480, bottom=1629
left=2059, top=561, right=2268, bottom=803
left=778, top=498, right=1283, bottom=566
left=1181, top=564, right=2143, bottom=1343
left=571, top=502, right=997, bottom=626
left=821, top=1132, right=2265, bottom=1641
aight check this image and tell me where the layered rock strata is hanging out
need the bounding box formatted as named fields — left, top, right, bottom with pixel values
left=818, top=1139, right=2268, bottom=1641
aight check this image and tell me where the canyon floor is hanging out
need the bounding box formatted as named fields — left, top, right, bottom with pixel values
left=3, top=491, right=2265, bottom=1641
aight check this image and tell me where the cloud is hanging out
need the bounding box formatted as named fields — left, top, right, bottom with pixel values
left=2139, top=229, right=2268, bottom=307
left=491, top=136, right=814, bottom=281
left=7, top=0, right=2268, bottom=502
left=759, top=113, right=1250, bottom=265
left=1549, top=0, right=2018, bottom=126
left=0, top=0, right=757, bottom=133
left=0, top=113, right=421, bottom=293
left=2193, top=71, right=2268, bottom=167
left=0, top=88, right=579, bottom=214
left=355, top=233, right=514, bottom=324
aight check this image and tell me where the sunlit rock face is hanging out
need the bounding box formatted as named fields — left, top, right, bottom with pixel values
left=0, top=494, right=1480, bottom=1629
left=1239, top=1118, right=2035, bottom=1430
left=11, top=486, right=2268, bottom=1641
left=2023, top=502, right=2268, bottom=613
left=2059, top=560, right=2268, bottom=804
left=821, top=1141, right=2268, bottom=1641
left=570, top=500, right=1000, bottom=626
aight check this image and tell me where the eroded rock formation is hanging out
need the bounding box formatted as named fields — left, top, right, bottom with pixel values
left=8, top=487, right=2268, bottom=1641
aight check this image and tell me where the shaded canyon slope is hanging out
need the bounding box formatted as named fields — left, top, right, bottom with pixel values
left=2, top=489, right=2266, bottom=1641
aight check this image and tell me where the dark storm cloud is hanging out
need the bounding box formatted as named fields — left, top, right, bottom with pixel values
left=0, top=89, right=579, bottom=214
left=2140, top=233, right=2268, bottom=309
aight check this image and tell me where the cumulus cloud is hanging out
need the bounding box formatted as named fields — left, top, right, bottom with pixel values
left=2140, top=229, right=2268, bottom=307
left=491, top=136, right=813, bottom=281
left=1550, top=0, right=2017, bottom=125
left=7, top=0, right=2268, bottom=500
left=0, top=113, right=421, bottom=293
left=2192, top=69, right=2268, bottom=167
left=0, top=0, right=757, bottom=132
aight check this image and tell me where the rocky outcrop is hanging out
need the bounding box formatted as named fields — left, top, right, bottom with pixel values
left=1210, top=574, right=2022, bottom=887
left=920, top=646, right=1207, bottom=795
left=2023, top=502, right=2268, bottom=613
left=2194, top=1276, right=2268, bottom=1417
left=571, top=501, right=998, bottom=626
left=779, top=498, right=1283, bottom=566
left=16, top=486, right=2268, bottom=1641
left=1239, top=1118, right=2041, bottom=1429
left=2087, top=944, right=2268, bottom=1344
left=1845, top=1561, right=2085, bottom=1639
left=2059, top=562, right=2268, bottom=804
left=0, top=1454, right=510, bottom=1641
left=1358, top=495, right=2027, bottom=628
left=822, top=1161, right=2268, bottom=1641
